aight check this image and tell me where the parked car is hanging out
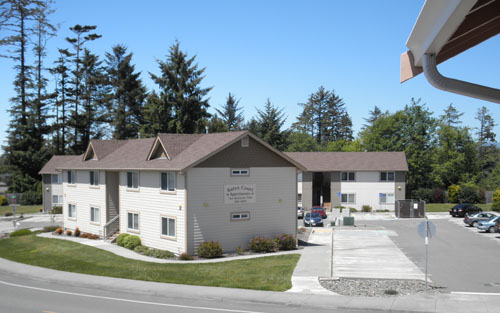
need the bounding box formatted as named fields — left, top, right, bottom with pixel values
left=449, top=203, right=482, bottom=217
left=304, top=212, right=323, bottom=227
left=494, top=218, right=500, bottom=233
left=463, top=212, right=497, bottom=227
left=476, top=216, right=500, bottom=233
left=311, top=206, right=327, bottom=219
left=297, top=207, right=304, bottom=219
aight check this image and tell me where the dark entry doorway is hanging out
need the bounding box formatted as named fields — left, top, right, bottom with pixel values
left=312, top=172, right=331, bottom=206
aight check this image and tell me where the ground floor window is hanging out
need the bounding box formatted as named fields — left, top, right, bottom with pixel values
left=341, top=193, right=355, bottom=204
left=90, top=207, right=100, bottom=223
left=298, top=194, right=302, bottom=201
left=68, top=204, right=76, bottom=218
left=128, top=212, right=139, bottom=230
left=52, top=195, right=62, bottom=204
left=161, top=216, right=176, bottom=238
left=380, top=193, right=395, bottom=204
left=231, top=212, right=250, bottom=221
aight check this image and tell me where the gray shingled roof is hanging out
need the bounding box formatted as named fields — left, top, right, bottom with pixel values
left=39, top=155, right=82, bottom=174
left=46, top=131, right=304, bottom=172
left=284, top=152, right=408, bottom=172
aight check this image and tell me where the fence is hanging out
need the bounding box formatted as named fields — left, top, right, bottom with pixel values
left=395, top=199, right=426, bottom=218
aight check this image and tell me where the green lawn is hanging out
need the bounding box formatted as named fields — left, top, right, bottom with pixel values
left=0, top=204, right=42, bottom=216
left=426, top=203, right=492, bottom=212
left=0, top=235, right=300, bottom=291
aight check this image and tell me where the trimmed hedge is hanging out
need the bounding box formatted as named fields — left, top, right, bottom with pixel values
left=123, top=235, right=141, bottom=250
left=116, top=233, right=130, bottom=247
left=9, top=229, right=32, bottom=237
left=145, top=248, right=175, bottom=259
left=197, top=241, right=224, bottom=258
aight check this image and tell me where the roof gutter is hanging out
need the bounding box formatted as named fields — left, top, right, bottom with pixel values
left=422, top=53, right=500, bottom=104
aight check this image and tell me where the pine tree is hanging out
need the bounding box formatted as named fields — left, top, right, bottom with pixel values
left=106, top=44, right=146, bottom=139
left=216, top=93, right=244, bottom=131
left=475, top=106, right=497, bottom=180
left=147, top=41, right=211, bottom=134
left=247, top=99, right=289, bottom=151
left=362, top=106, right=385, bottom=130
left=440, top=103, right=463, bottom=126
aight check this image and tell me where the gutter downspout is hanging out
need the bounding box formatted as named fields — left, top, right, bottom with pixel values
left=422, top=53, right=500, bottom=104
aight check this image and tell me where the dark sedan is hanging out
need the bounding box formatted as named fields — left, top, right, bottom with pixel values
left=464, top=212, right=497, bottom=227
left=449, top=203, right=482, bottom=217
left=304, top=212, right=323, bottom=227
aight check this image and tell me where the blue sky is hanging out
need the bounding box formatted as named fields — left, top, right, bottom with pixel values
left=0, top=0, right=499, bottom=147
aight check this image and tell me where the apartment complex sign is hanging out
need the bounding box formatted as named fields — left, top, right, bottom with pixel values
left=224, top=184, right=256, bottom=204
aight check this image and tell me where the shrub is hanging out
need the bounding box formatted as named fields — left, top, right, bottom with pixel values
left=236, top=246, right=244, bottom=255
left=116, top=233, right=130, bottom=247
left=74, top=227, right=81, bottom=237
left=66, top=229, right=72, bottom=236
left=197, top=241, right=224, bottom=258
left=87, top=234, right=100, bottom=240
left=80, top=233, right=89, bottom=238
left=492, top=189, right=500, bottom=212
left=376, top=209, right=390, bottom=213
left=274, top=234, right=296, bottom=251
left=298, top=227, right=307, bottom=234
left=51, top=206, right=62, bottom=214
left=39, top=207, right=43, bottom=212
left=250, top=236, right=277, bottom=253
left=0, top=195, right=8, bottom=206
left=350, top=208, right=358, bottom=213
left=361, top=205, right=372, bottom=212
left=4, top=212, right=13, bottom=217
left=9, top=229, right=32, bottom=237
left=448, top=184, right=460, bottom=203
left=412, top=188, right=433, bottom=202
left=20, top=191, right=41, bottom=205
left=42, top=226, right=59, bottom=233
left=123, top=235, right=141, bottom=250
left=431, top=188, right=445, bottom=203
left=56, top=227, right=63, bottom=235
left=151, top=249, right=175, bottom=259
left=134, top=245, right=149, bottom=254
left=178, top=252, right=193, bottom=260
left=458, top=183, right=481, bottom=203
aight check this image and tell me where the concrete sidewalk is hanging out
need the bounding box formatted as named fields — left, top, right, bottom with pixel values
left=0, top=257, right=497, bottom=313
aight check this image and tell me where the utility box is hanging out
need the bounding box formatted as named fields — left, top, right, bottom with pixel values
left=343, top=216, right=355, bottom=226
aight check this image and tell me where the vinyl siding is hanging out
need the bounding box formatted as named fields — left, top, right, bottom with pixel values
left=340, top=171, right=396, bottom=211
left=62, top=170, right=107, bottom=235
left=186, top=167, right=297, bottom=254
left=118, top=171, right=186, bottom=254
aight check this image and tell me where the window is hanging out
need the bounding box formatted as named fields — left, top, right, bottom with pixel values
left=161, top=172, right=176, bottom=192
left=67, top=171, right=75, bottom=184
left=161, top=217, right=176, bottom=238
left=297, top=172, right=303, bottom=182
left=231, top=212, right=250, bottom=221
left=298, top=194, right=303, bottom=201
left=128, top=212, right=139, bottom=230
left=341, top=193, right=356, bottom=203
left=52, top=174, right=61, bottom=184
left=68, top=204, right=76, bottom=218
left=90, top=171, right=99, bottom=186
left=341, top=172, right=355, bottom=181
left=380, top=172, right=395, bottom=182
left=380, top=193, right=395, bottom=204
left=90, top=207, right=100, bottom=223
left=241, top=136, right=249, bottom=147
left=127, top=172, right=139, bottom=189
left=231, top=169, right=249, bottom=176
left=52, top=195, right=62, bottom=204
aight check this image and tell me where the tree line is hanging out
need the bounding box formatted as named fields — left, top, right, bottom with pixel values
left=0, top=0, right=498, bottom=203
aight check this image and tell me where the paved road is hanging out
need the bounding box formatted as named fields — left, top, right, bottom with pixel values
left=0, top=214, right=62, bottom=234
left=366, top=217, right=500, bottom=293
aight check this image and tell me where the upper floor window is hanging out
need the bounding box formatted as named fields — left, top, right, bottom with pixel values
left=341, top=172, right=355, bottom=181
left=90, top=171, right=99, bottom=186
left=380, top=172, right=395, bottom=182
left=127, top=172, right=139, bottom=189
left=51, top=174, right=61, bottom=184
left=67, top=171, right=75, bottom=185
left=231, top=169, right=249, bottom=176
left=297, top=172, right=303, bottom=182
left=52, top=195, right=63, bottom=204
left=161, top=172, right=176, bottom=192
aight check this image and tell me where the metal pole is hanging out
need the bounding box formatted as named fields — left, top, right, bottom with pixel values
left=330, top=227, right=334, bottom=277
left=425, top=216, right=429, bottom=290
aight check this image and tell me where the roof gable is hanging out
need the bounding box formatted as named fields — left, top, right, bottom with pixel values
left=147, top=137, right=170, bottom=160
left=83, top=143, right=98, bottom=161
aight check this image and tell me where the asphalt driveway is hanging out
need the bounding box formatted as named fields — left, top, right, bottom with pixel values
left=366, top=216, right=500, bottom=293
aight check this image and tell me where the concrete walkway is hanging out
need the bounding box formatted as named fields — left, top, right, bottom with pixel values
left=37, top=232, right=301, bottom=264
left=333, top=228, right=428, bottom=281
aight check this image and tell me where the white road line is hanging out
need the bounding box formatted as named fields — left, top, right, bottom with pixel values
left=451, top=291, right=500, bottom=296
left=0, top=280, right=268, bottom=313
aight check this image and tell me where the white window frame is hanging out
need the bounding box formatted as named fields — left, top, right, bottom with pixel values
left=160, top=172, right=176, bottom=193
left=160, top=216, right=176, bottom=240
left=127, top=211, right=140, bottom=232
left=90, top=206, right=100, bottom=224
left=380, top=172, right=395, bottom=182
left=126, top=172, right=139, bottom=190
left=90, top=171, right=99, bottom=187
left=241, top=136, right=249, bottom=147
left=341, top=193, right=356, bottom=204
left=380, top=193, right=395, bottom=204
left=231, top=212, right=250, bottom=221
left=52, top=195, right=62, bottom=204
left=67, top=171, right=76, bottom=185
left=231, top=168, right=249, bottom=176
left=298, top=193, right=303, bottom=202
left=51, top=174, right=61, bottom=184
left=68, top=203, right=76, bottom=219
left=341, top=172, right=356, bottom=181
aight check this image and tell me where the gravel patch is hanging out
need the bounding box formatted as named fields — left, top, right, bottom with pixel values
left=319, top=278, right=441, bottom=297
left=297, top=226, right=312, bottom=244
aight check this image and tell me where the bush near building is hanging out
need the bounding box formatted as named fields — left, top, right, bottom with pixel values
left=250, top=236, right=277, bottom=253
left=0, top=195, right=8, bottom=206
left=123, top=235, right=141, bottom=250
left=492, top=189, right=500, bottom=212
left=9, top=229, right=32, bottom=237
left=197, top=241, right=224, bottom=258
left=116, top=233, right=130, bottom=247
left=274, top=234, right=296, bottom=251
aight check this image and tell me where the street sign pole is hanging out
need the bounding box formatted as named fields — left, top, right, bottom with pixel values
left=425, top=217, right=429, bottom=290
left=418, top=216, right=435, bottom=291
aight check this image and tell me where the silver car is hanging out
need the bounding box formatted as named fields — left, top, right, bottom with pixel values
left=477, top=216, right=500, bottom=233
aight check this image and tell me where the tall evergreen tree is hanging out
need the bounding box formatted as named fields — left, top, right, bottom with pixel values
left=106, top=44, right=146, bottom=139
left=247, top=99, right=289, bottom=151
left=216, top=92, right=244, bottom=131
left=475, top=106, right=497, bottom=181
left=440, top=103, right=463, bottom=126
left=146, top=41, right=211, bottom=134
left=362, top=106, right=385, bottom=130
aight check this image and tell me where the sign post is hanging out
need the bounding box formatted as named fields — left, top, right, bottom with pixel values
left=418, top=217, right=436, bottom=290
left=6, top=193, right=21, bottom=228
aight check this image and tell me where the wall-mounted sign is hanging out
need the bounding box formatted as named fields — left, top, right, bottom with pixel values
left=224, top=184, right=256, bottom=204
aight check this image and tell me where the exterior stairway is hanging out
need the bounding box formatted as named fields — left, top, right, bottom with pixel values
left=106, top=231, right=120, bottom=243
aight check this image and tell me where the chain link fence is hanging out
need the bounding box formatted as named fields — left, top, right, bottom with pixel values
left=395, top=199, right=426, bottom=218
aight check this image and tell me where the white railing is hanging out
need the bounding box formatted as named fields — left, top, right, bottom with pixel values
left=103, top=215, right=119, bottom=239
